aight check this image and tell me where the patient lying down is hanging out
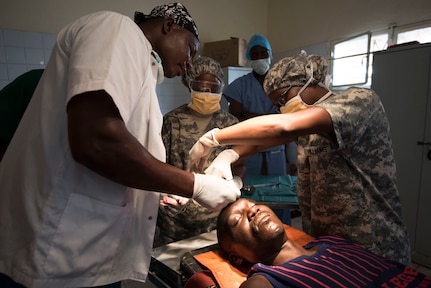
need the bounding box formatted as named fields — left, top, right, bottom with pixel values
left=216, top=198, right=431, bottom=288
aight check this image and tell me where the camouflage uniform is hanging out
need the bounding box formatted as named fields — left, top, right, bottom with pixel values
left=155, top=104, right=239, bottom=247
left=264, top=53, right=411, bottom=266
left=296, top=87, right=411, bottom=265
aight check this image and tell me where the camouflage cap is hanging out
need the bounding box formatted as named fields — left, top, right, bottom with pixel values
left=182, top=56, right=224, bottom=87
left=134, top=2, right=199, bottom=40
left=263, top=53, right=328, bottom=95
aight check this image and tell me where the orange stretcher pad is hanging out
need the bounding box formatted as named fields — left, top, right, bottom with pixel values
left=192, top=225, right=315, bottom=288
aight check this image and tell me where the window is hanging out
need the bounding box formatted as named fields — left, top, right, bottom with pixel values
left=331, top=33, right=370, bottom=87
left=396, top=26, right=431, bottom=44
left=329, top=20, right=431, bottom=89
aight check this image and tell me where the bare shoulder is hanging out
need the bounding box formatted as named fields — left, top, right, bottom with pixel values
left=240, top=274, right=273, bottom=288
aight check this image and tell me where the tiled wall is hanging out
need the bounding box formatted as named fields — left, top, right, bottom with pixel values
left=156, top=77, right=190, bottom=115
left=0, top=29, right=56, bottom=90
left=0, top=28, right=189, bottom=115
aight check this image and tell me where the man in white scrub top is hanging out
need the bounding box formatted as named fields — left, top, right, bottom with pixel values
left=0, top=3, right=241, bottom=288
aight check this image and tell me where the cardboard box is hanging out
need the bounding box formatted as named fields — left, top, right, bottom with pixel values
left=203, top=38, right=249, bottom=67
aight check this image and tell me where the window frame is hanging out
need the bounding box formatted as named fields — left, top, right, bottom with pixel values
left=328, top=19, right=431, bottom=90
left=329, top=32, right=371, bottom=88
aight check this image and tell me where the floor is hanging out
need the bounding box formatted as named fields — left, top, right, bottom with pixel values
left=412, top=262, right=431, bottom=278
left=122, top=213, right=431, bottom=288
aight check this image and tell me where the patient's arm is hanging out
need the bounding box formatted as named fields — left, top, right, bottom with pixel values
left=240, top=274, right=273, bottom=288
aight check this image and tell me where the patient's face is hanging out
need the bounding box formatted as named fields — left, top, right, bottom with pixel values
left=219, top=198, right=286, bottom=263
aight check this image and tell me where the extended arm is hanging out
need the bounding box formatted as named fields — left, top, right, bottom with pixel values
left=190, top=107, right=333, bottom=179
left=216, top=107, right=333, bottom=149
left=66, top=90, right=241, bottom=211
left=67, top=90, right=194, bottom=196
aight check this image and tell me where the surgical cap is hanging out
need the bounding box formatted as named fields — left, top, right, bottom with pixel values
left=263, top=53, right=328, bottom=95
left=246, top=34, right=272, bottom=60
left=134, top=2, right=199, bottom=40
left=182, top=56, right=224, bottom=87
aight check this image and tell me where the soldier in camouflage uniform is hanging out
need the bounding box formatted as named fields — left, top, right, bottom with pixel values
left=188, top=52, right=411, bottom=266
left=155, top=56, right=246, bottom=247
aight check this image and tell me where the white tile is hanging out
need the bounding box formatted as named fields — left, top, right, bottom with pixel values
left=27, top=64, right=45, bottom=71
left=0, top=46, right=5, bottom=63
left=24, top=32, right=43, bottom=48
left=25, top=48, right=45, bottom=65
left=173, top=95, right=189, bottom=107
left=159, top=106, right=170, bottom=115
left=7, top=63, right=27, bottom=80
left=0, top=30, right=4, bottom=46
left=42, top=33, right=56, bottom=49
left=0, top=63, right=8, bottom=79
left=5, top=47, right=26, bottom=63
left=3, top=30, right=24, bottom=47
left=44, top=49, right=52, bottom=63
left=0, top=80, right=10, bottom=90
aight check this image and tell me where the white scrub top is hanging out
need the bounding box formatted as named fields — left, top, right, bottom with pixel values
left=0, top=11, right=165, bottom=288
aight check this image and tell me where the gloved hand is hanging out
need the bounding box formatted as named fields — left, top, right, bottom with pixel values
left=231, top=176, right=244, bottom=190
left=193, top=173, right=241, bottom=211
left=188, top=128, right=221, bottom=173
left=160, top=194, right=189, bottom=217
left=204, top=149, right=239, bottom=180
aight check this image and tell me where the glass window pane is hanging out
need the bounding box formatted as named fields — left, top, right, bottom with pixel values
left=397, top=27, right=431, bottom=44
left=332, top=55, right=368, bottom=86
left=370, top=33, right=388, bottom=52
left=333, top=34, right=368, bottom=58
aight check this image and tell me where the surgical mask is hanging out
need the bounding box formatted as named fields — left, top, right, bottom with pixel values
left=279, top=89, right=332, bottom=114
left=152, top=51, right=164, bottom=84
left=188, top=90, right=221, bottom=115
left=250, top=57, right=271, bottom=75
left=279, top=62, right=332, bottom=114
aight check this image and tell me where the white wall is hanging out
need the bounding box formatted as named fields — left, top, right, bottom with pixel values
left=0, top=0, right=268, bottom=50
left=1, top=0, right=431, bottom=110
left=0, top=27, right=193, bottom=115
left=3, top=1, right=430, bottom=53
left=0, top=29, right=55, bottom=89
left=156, top=77, right=190, bottom=115
left=0, top=0, right=268, bottom=109
left=268, top=0, right=431, bottom=53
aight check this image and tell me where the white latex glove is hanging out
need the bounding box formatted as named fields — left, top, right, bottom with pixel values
left=232, top=176, right=243, bottom=190
left=204, top=149, right=239, bottom=180
left=160, top=194, right=189, bottom=217
left=193, top=173, right=241, bottom=211
left=188, top=128, right=221, bottom=173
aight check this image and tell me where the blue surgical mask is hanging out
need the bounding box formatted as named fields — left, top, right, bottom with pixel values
left=250, top=57, right=271, bottom=75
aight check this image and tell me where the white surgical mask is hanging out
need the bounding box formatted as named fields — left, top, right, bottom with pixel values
left=152, top=51, right=165, bottom=84
left=250, top=57, right=271, bottom=75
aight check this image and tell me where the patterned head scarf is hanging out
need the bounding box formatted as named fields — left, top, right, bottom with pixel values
left=134, top=2, right=199, bottom=40
left=182, top=56, right=224, bottom=87
left=246, top=34, right=272, bottom=60
left=264, top=53, right=328, bottom=95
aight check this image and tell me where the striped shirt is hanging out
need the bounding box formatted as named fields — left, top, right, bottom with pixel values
left=248, top=236, right=431, bottom=287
